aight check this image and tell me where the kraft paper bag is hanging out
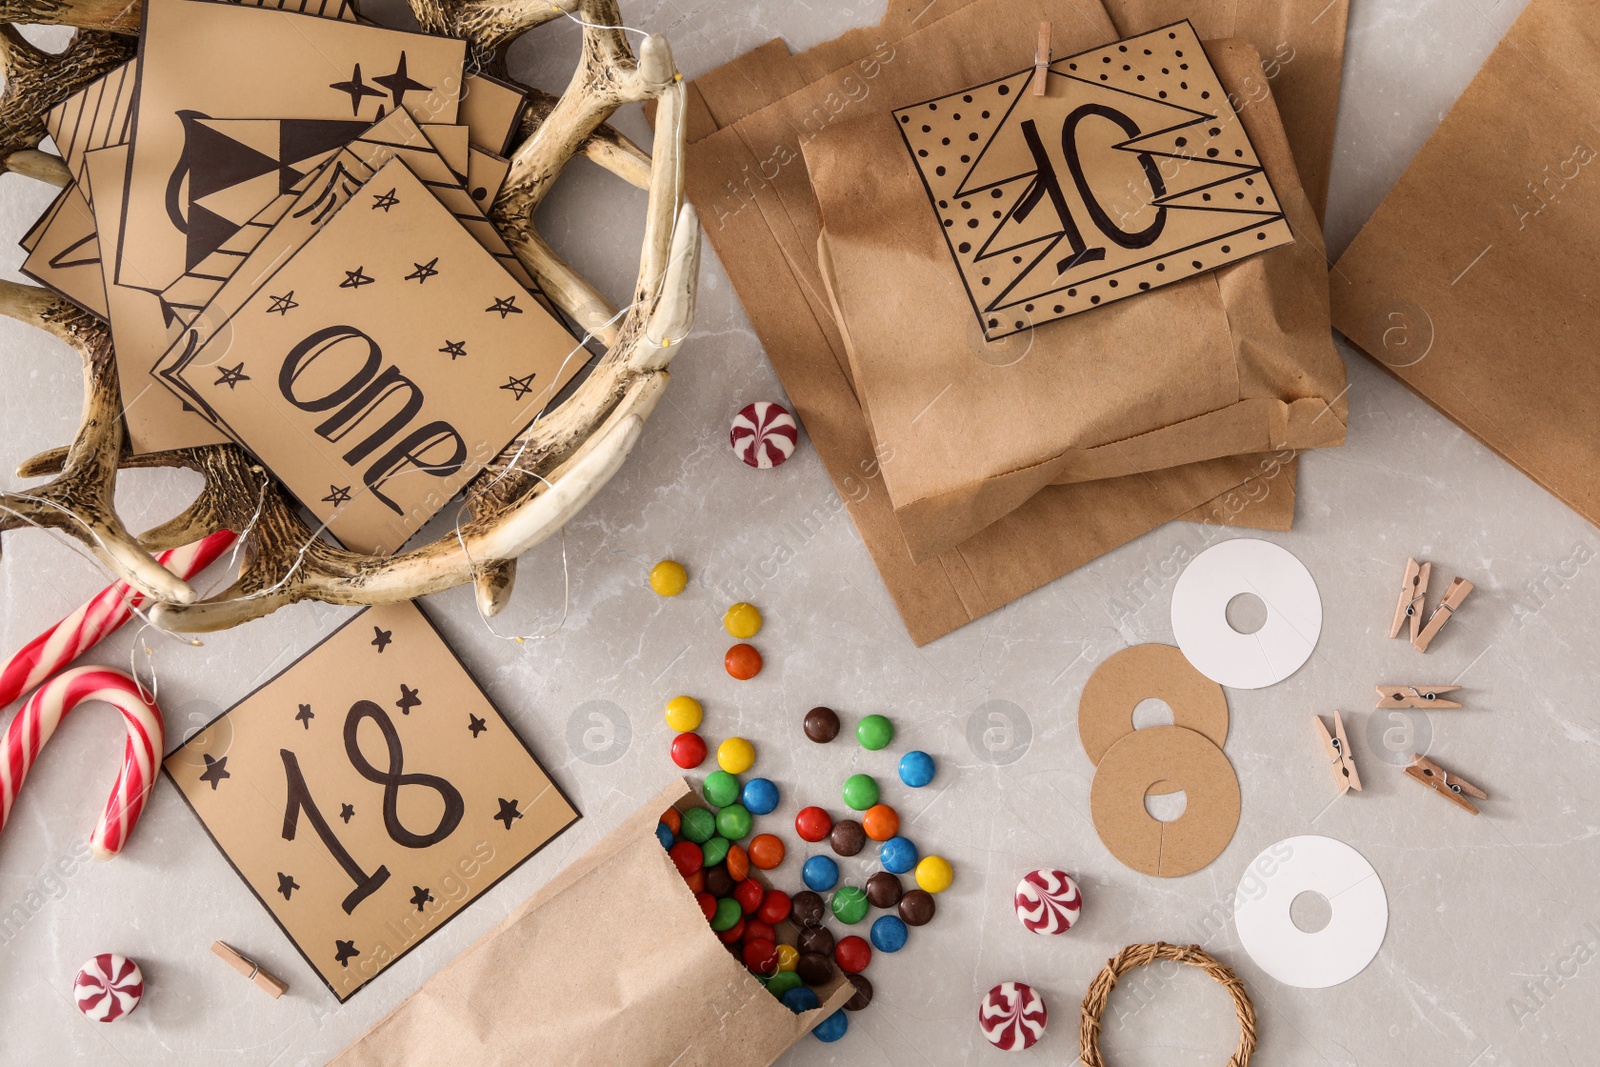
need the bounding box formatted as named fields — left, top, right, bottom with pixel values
left=332, top=779, right=850, bottom=1066
left=682, top=0, right=1320, bottom=644
left=1330, top=0, right=1600, bottom=528
left=798, top=20, right=1344, bottom=562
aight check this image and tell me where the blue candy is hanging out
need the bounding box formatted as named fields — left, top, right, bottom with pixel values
left=879, top=835, right=918, bottom=874
left=802, top=854, right=840, bottom=892
left=812, top=1009, right=849, bottom=1042
left=870, top=914, right=909, bottom=953
left=742, top=777, right=780, bottom=816
left=781, top=987, right=821, bottom=1014
left=655, top=822, right=674, bottom=850
left=898, top=750, right=936, bottom=788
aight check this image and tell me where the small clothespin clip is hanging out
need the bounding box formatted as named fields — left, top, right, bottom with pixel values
left=1413, top=577, right=1473, bottom=653
left=1312, top=711, right=1361, bottom=795
left=1403, top=754, right=1488, bottom=815
left=1388, top=557, right=1431, bottom=643
left=1032, top=22, right=1052, bottom=96
left=211, top=941, right=288, bottom=999
left=1375, top=685, right=1462, bottom=709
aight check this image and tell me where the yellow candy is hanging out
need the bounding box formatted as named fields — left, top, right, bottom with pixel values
left=916, top=855, right=954, bottom=894
left=664, top=696, right=703, bottom=733
left=723, top=601, right=762, bottom=639
left=649, top=560, right=688, bottom=596
left=718, top=736, right=756, bottom=775
left=777, top=944, right=798, bottom=972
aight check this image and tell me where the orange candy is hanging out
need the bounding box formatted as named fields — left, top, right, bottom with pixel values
left=725, top=643, right=763, bottom=680
left=749, top=833, right=787, bottom=870
left=726, top=843, right=750, bottom=882
left=683, top=868, right=706, bottom=894
left=862, top=804, right=900, bottom=841
left=660, top=808, right=681, bottom=835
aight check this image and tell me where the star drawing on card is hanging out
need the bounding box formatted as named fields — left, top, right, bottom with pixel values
left=330, top=64, right=384, bottom=115
left=265, top=292, right=299, bottom=315
left=410, top=886, right=434, bottom=912
left=405, top=257, right=439, bottom=284
left=439, top=339, right=467, bottom=360
left=468, top=713, right=487, bottom=738
left=371, top=626, right=393, bottom=653
left=296, top=703, right=314, bottom=729
left=277, top=872, right=299, bottom=900
left=334, top=940, right=360, bottom=967
left=396, top=684, right=421, bottom=714
left=371, top=188, right=400, bottom=212
left=375, top=53, right=430, bottom=110
left=198, top=754, right=230, bottom=789
left=501, top=373, right=536, bottom=400
left=341, top=266, right=375, bottom=289
left=214, top=363, right=250, bottom=389
left=495, top=798, right=524, bottom=829
left=339, top=803, right=355, bottom=823
left=485, top=295, right=522, bottom=318
left=322, top=485, right=352, bottom=506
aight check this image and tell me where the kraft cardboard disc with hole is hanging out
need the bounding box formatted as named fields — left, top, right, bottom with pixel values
left=1170, top=538, right=1323, bottom=689
left=1078, top=644, right=1230, bottom=786
left=1089, top=725, right=1240, bottom=878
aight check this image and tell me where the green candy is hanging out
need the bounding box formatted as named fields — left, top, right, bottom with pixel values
left=831, top=886, right=869, bottom=924
left=857, top=714, right=894, bottom=751
left=680, top=807, right=717, bottom=844
left=703, top=770, right=741, bottom=807
left=700, top=836, right=731, bottom=867
left=766, top=971, right=803, bottom=997
left=716, top=803, right=753, bottom=840
left=841, top=773, right=879, bottom=811
left=710, top=896, right=742, bottom=932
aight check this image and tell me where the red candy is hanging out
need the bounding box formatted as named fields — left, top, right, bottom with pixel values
left=744, top=920, right=776, bottom=945
left=757, top=888, right=792, bottom=926
left=734, top=878, right=765, bottom=915
left=670, top=732, right=707, bottom=769
left=726, top=844, right=750, bottom=881
left=668, top=841, right=702, bottom=878
left=717, top=918, right=745, bottom=944
left=696, top=892, right=717, bottom=921
left=725, top=644, right=763, bottom=680
left=796, top=806, right=833, bottom=843
left=749, top=833, right=786, bottom=870
left=742, top=938, right=779, bottom=974
left=836, top=935, right=872, bottom=974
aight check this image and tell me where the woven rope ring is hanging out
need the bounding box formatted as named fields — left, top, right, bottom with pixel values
left=1079, top=942, right=1257, bottom=1066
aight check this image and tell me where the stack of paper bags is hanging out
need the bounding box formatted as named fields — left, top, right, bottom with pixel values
left=20, top=0, right=585, bottom=557
left=681, top=0, right=1351, bottom=644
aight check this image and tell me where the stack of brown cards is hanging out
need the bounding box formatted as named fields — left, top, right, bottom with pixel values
left=22, top=0, right=582, bottom=555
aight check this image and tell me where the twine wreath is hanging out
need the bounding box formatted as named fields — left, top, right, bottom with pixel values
left=1079, top=942, right=1257, bottom=1067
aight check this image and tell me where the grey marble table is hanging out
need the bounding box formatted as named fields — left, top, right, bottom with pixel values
left=1, top=1, right=1594, bottom=1064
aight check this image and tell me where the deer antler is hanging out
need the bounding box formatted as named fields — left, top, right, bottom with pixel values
left=0, top=0, right=701, bottom=632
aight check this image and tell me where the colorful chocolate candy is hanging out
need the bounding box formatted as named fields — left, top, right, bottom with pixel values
left=722, top=602, right=763, bottom=639
left=781, top=986, right=820, bottom=1014
left=715, top=803, right=753, bottom=841
left=802, top=855, right=840, bottom=892
left=724, top=643, right=763, bottom=680
left=792, top=891, right=826, bottom=926
left=702, top=770, right=740, bottom=807
left=829, top=819, right=866, bottom=856
left=916, top=855, right=954, bottom=894
left=717, top=737, right=755, bottom=774
left=831, top=886, right=869, bottom=924
left=861, top=804, right=899, bottom=841
left=835, top=935, right=872, bottom=973
left=857, top=714, right=894, bottom=750
left=664, top=695, right=702, bottom=732
left=749, top=833, right=786, bottom=869
left=669, top=841, right=703, bottom=877
left=841, top=773, right=879, bottom=811
left=680, top=806, right=715, bottom=843
left=742, top=777, right=779, bottom=815
left=757, top=889, right=792, bottom=925
left=730, top=401, right=799, bottom=469
left=879, top=835, right=918, bottom=874
left=813, top=1010, right=849, bottom=1042
left=844, top=973, right=873, bottom=1010
left=865, top=871, right=903, bottom=909
left=1014, top=869, right=1081, bottom=935
left=898, top=750, right=936, bottom=787
left=670, top=732, right=707, bottom=769
left=979, top=981, right=1047, bottom=1051
left=649, top=560, right=688, bottom=596
left=804, top=706, right=840, bottom=743
left=870, top=915, right=908, bottom=953
left=899, top=889, right=936, bottom=926
left=795, top=806, right=832, bottom=843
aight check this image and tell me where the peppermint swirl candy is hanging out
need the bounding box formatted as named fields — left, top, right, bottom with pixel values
left=730, top=401, right=799, bottom=469
left=74, top=953, right=144, bottom=1022
left=978, top=981, right=1047, bottom=1051
left=1014, top=868, right=1082, bottom=935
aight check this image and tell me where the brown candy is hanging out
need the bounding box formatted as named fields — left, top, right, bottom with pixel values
left=796, top=951, right=835, bottom=986
left=791, top=890, right=826, bottom=927
left=830, top=819, right=866, bottom=857
left=804, top=706, right=840, bottom=743
left=899, top=888, right=936, bottom=926
left=704, top=865, right=735, bottom=900
left=844, top=972, right=874, bottom=1011
left=865, top=871, right=903, bottom=909
left=797, top=925, right=835, bottom=956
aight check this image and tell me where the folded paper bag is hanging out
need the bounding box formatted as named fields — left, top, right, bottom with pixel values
left=332, top=779, right=849, bottom=1067
left=799, top=33, right=1346, bottom=562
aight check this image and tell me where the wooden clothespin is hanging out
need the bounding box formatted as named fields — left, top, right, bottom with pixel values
left=1388, top=557, right=1431, bottom=642
left=211, top=941, right=288, bottom=999
left=1413, top=577, right=1473, bottom=653
left=1375, top=685, right=1462, bottom=709
left=1032, top=22, right=1051, bottom=96
left=1312, top=711, right=1361, bottom=795
left=1403, top=754, right=1488, bottom=815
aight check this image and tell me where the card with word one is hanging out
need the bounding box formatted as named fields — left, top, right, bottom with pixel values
left=164, top=602, right=579, bottom=1000
left=895, top=21, right=1294, bottom=339
left=153, top=155, right=584, bottom=554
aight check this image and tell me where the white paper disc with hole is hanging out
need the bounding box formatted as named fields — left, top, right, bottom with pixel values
left=1170, top=538, right=1321, bottom=689
left=1233, top=836, right=1387, bottom=988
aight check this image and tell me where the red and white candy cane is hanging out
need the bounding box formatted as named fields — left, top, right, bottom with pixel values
left=0, top=531, right=235, bottom=708
left=1, top=667, right=164, bottom=859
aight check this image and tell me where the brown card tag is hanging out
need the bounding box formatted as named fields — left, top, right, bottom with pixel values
left=163, top=601, right=579, bottom=1001
left=118, top=0, right=465, bottom=292
left=894, top=20, right=1292, bottom=339
left=154, top=155, right=586, bottom=554
left=44, top=60, right=135, bottom=193
left=19, top=183, right=108, bottom=319
left=459, top=71, right=529, bottom=156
